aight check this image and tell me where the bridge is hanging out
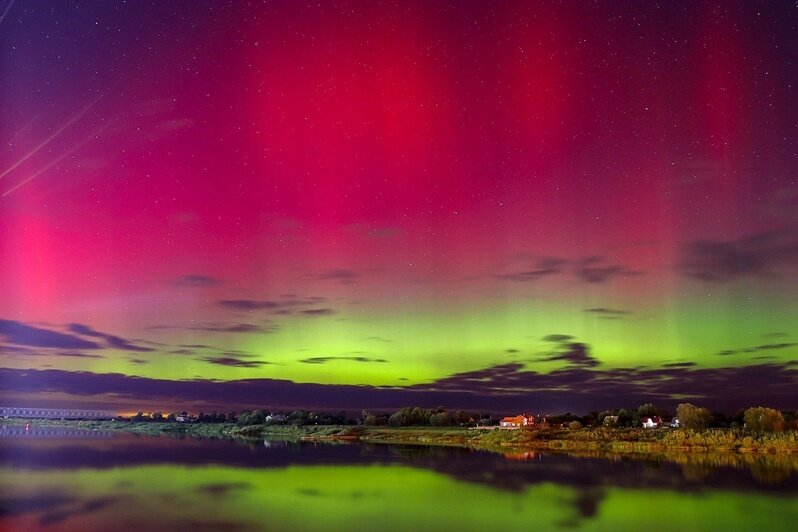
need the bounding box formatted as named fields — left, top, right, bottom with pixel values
left=0, top=406, right=115, bottom=420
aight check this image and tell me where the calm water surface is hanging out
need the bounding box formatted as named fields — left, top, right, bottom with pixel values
left=1, top=426, right=797, bottom=531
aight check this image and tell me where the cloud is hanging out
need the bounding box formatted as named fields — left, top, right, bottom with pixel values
left=0, top=344, right=37, bottom=355
left=0, top=343, right=105, bottom=359
left=716, top=342, right=798, bottom=357
left=542, top=334, right=573, bottom=343
left=298, top=356, right=388, bottom=364
left=0, top=320, right=100, bottom=350
left=576, top=257, right=641, bottom=283
left=409, top=362, right=798, bottom=412
left=761, top=332, right=789, bottom=339
left=495, top=254, right=641, bottom=284
left=542, top=342, right=600, bottom=368
left=309, top=269, right=359, bottom=284
left=148, top=322, right=275, bottom=334
left=58, top=352, right=105, bottom=359
left=217, top=296, right=327, bottom=314
left=584, top=308, right=630, bottom=316
left=2, top=362, right=798, bottom=413
left=218, top=300, right=281, bottom=311
left=201, top=356, right=270, bottom=368
left=192, top=323, right=272, bottom=333
left=497, top=257, right=568, bottom=282
left=299, top=308, right=335, bottom=316
left=366, top=336, right=393, bottom=343
left=175, top=274, right=221, bottom=287
left=68, top=324, right=154, bottom=352
left=679, top=230, right=798, bottom=282
left=538, top=334, right=600, bottom=368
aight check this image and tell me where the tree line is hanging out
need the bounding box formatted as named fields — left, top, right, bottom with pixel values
left=122, top=407, right=490, bottom=427
left=120, top=403, right=796, bottom=432
left=584, top=403, right=795, bottom=432
left=124, top=410, right=352, bottom=426
left=362, top=407, right=491, bottom=427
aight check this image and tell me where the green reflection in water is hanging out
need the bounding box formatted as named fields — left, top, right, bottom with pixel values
left=1, top=464, right=797, bottom=531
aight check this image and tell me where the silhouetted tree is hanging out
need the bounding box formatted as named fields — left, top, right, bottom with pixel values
left=250, top=410, right=266, bottom=425
left=430, top=412, right=453, bottom=426
left=363, top=414, right=387, bottom=426
left=617, top=409, right=634, bottom=428
left=782, top=410, right=798, bottom=430
left=676, top=403, right=712, bottom=431
left=744, top=407, right=785, bottom=432
left=454, top=410, right=470, bottom=425
left=596, top=410, right=613, bottom=427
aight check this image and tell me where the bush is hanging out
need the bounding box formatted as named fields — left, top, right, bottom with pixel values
left=430, top=412, right=454, bottom=426
left=676, top=403, right=712, bottom=431
left=568, top=421, right=582, bottom=430
left=744, top=407, right=785, bottom=432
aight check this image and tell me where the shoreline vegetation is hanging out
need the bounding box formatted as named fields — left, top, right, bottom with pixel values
left=6, top=418, right=798, bottom=455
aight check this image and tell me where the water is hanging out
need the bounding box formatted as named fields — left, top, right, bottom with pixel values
left=1, top=428, right=797, bottom=531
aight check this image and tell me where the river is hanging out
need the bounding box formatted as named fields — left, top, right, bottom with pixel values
left=1, top=427, right=797, bottom=530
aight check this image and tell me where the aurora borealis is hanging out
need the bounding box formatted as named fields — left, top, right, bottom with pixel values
left=1, top=1, right=796, bottom=413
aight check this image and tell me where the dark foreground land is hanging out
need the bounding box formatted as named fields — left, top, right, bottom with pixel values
left=7, top=419, right=798, bottom=455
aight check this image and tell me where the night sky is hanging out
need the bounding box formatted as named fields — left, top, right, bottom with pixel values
left=1, top=1, right=796, bottom=414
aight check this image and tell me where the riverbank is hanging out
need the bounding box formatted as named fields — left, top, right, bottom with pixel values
left=7, top=419, right=797, bottom=454
left=334, top=425, right=798, bottom=454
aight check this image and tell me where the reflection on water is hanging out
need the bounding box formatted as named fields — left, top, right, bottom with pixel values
left=1, top=429, right=797, bottom=531
left=0, top=425, right=112, bottom=439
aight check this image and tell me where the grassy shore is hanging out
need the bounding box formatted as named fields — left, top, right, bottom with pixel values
left=6, top=419, right=798, bottom=454
left=338, top=425, right=798, bottom=454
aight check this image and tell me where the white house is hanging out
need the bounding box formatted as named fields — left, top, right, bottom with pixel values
left=641, top=416, right=662, bottom=428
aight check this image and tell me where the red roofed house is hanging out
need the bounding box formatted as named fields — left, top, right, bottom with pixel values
left=500, top=414, right=536, bottom=429
left=641, top=416, right=662, bottom=429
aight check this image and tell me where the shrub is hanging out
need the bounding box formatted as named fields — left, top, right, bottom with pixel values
left=676, top=403, right=712, bottom=431
left=744, top=407, right=785, bottom=432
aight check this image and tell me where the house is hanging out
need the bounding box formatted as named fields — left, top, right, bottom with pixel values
left=265, top=414, right=287, bottom=423
left=670, top=417, right=680, bottom=428
left=499, top=414, right=536, bottom=429
left=602, top=415, right=619, bottom=427
left=642, top=416, right=662, bottom=428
